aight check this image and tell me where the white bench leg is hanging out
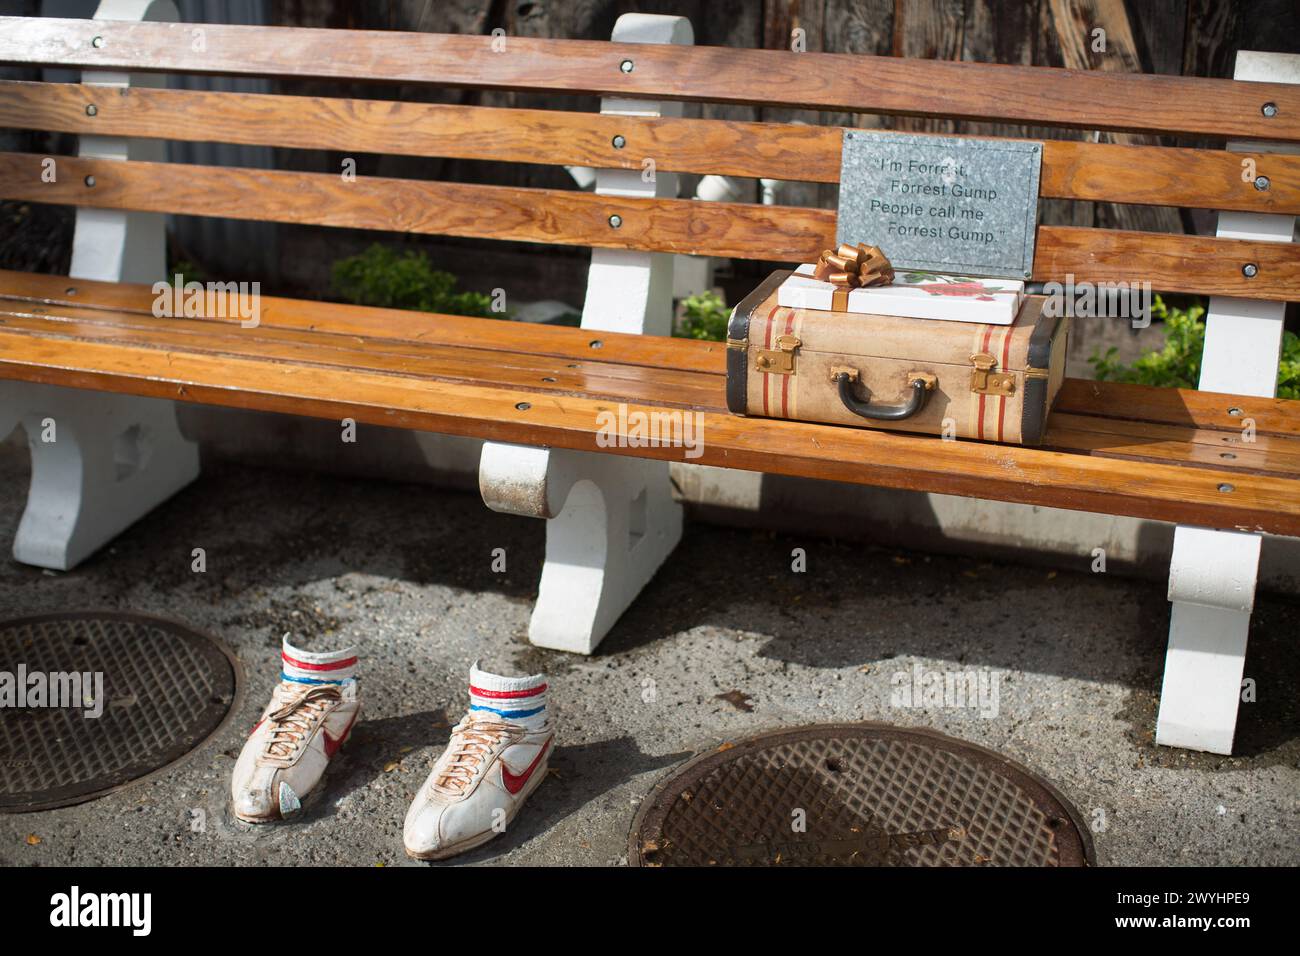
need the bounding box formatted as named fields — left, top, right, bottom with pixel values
left=2, top=382, right=199, bottom=570
left=1154, top=50, right=1298, bottom=753
left=1157, top=527, right=1261, bottom=754
left=480, top=444, right=682, bottom=654
left=0, top=0, right=198, bottom=571
left=477, top=13, right=692, bottom=654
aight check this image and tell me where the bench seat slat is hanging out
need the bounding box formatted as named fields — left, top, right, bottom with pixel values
left=3, top=153, right=1297, bottom=300
left=0, top=269, right=725, bottom=374
left=2, top=325, right=1297, bottom=536
left=1047, top=412, right=1300, bottom=462
left=1054, top=379, right=1300, bottom=438
left=1043, top=421, right=1300, bottom=478
left=0, top=17, right=1296, bottom=142
left=2, top=80, right=1296, bottom=215
left=9, top=302, right=1296, bottom=480
left=1, top=273, right=1298, bottom=535
left=0, top=304, right=721, bottom=410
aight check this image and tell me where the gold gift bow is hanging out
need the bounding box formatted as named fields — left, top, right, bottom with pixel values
left=812, top=243, right=896, bottom=311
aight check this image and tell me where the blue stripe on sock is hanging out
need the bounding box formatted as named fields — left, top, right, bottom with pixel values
left=281, top=672, right=348, bottom=686
left=470, top=703, right=544, bottom=719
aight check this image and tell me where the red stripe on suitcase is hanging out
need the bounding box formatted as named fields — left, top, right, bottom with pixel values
left=781, top=308, right=795, bottom=417
left=997, top=323, right=1014, bottom=443
left=977, top=325, right=993, bottom=440
left=761, top=302, right=778, bottom=417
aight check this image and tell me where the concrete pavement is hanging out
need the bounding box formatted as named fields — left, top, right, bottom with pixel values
left=1, top=435, right=1296, bottom=867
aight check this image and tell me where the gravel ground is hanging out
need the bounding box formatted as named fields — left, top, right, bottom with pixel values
left=0, top=434, right=1296, bottom=867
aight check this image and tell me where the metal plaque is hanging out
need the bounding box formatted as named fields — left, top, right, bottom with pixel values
left=837, top=131, right=1043, bottom=279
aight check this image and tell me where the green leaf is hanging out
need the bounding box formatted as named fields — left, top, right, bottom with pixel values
left=330, top=244, right=500, bottom=318
left=676, top=290, right=729, bottom=342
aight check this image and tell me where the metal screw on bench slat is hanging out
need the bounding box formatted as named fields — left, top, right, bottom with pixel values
left=1227, top=406, right=1244, bottom=417
left=515, top=402, right=531, bottom=411
left=84, top=175, right=95, bottom=187
left=589, top=339, right=603, bottom=349
left=91, top=35, right=104, bottom=48
left=612, top=135, right=626, bottom=149
left=1242, top=262, right=1257, bottom=278
left=85, top=104, right=97, bottom=116
left=1254, top=176, right=1270, bottom=191
left=1261, top=102, right=1278, bottom=118
left=608, top=214, right=622, bottom=228
left=620, top=59, right=634, bottom=73
left=1221, top=452, right=1237, bottom=460
left=1218, top=483, right=1234, bottom=493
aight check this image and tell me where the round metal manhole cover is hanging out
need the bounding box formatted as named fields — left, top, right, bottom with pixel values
left=0, top=611, right=242, bottom=812
left=630, top=723, right=1094, bottom=866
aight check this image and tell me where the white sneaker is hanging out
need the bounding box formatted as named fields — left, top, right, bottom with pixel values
left=230, top=641, right=360, bottom=823
left=403, top=713, right=553, bottom=860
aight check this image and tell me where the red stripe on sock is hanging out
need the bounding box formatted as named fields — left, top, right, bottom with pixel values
left=469, top=683, right=547, bottom=699
left=282, top=652, right=357, bottom=672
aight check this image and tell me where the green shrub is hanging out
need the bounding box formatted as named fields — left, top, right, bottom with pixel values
left=331, top=244, right=497, bottom=318
left=1089, top=295, right=1300, bottom=399
left=676, top=290, right=730, bottom=341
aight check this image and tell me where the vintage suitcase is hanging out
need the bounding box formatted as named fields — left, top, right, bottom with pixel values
left=726, top=270, right=1069, bottom=445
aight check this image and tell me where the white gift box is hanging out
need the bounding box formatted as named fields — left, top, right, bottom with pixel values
left=777, top=263, right=1025, bottom=325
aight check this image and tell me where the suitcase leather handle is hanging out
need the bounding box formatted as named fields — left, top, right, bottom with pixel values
left=833, top=371, right=933, bottom=422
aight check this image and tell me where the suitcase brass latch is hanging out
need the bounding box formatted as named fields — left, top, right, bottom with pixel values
left=970, top=352, right=1015, bottom=396
left=756, top=334, right=801, bottom=375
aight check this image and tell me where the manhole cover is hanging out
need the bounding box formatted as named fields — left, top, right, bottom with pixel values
left=630, top=723, right=1094, bottom=866
left=0, top=611, right=242, bottom=812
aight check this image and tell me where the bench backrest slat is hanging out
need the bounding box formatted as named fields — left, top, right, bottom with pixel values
left=2, top=80, right=1298, bottom=217
left=1, top=150, right=1295, bottom=302
left=1, top=17, right=1298, bottom=141
left=1, top=15, right=1296, bottom=306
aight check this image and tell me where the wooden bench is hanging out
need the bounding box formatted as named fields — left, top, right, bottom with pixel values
left=0, top=6, right=1297, bottom=755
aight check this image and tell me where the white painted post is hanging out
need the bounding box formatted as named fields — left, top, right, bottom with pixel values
left=478, top=13, right=692, bottom=654
left=1155, top=51, right=1300, bottom=754
left=0, top=0, right=200, bottom=570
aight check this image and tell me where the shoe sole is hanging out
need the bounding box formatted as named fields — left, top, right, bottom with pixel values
left=404, top=757, right=549, bottom=861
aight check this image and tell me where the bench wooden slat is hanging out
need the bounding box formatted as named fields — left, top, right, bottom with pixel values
left=1054, top=379, right=1300, bottom=438
left=3, top=153, right=1297, bottom=300
left=0, top=269, right=726, bottom=374
left=1047, top=412, right=1300, bottom=462
left=1, top=17, right=1296, bottom=141
left=2, top=271, right=1298, bottom=519
left=1044, top=420, right=1300, bottom=478
left=4, top=270, right=1297, bottom=441
left=6, top=299, right=1300, bottom=482
left=0, top=304, right=722, bottom=410
left=2, top=80, right=1297, bottom=214
left=2, top=321, right=1297, bottom=536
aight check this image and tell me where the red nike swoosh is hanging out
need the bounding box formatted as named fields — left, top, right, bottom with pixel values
left=323, top=712, right=358, bottom=758
left=500, top=737, right=552, bottom=795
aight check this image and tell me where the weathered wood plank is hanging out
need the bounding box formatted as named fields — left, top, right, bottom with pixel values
left=2, top=152, right=1297, bottom=298
left=0, top=268, right=727, bottom=374
left=1055, top=378, right=1300, bottom=437
left=2, top=322, right=1299, bottom=535
left=4, top=81, right=1294, bottom=213
left=0, top=17, right=1296, bottom=139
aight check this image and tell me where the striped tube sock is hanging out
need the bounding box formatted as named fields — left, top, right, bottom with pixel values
left=468, top=661, right=548, bottom=731
left=281, top=635, right=358, bottom=687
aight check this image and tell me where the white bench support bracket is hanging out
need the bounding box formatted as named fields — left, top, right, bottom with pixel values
left=1155, top=51, right=1299, bottom=754
left=1, top=0, right=198, bottom=571
left=478, top=13, right=692, bottom=654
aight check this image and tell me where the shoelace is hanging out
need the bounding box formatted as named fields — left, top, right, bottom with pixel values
left=262, top=683, right=342, bottom=759
left=430, top=717, right=521, bottom=796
